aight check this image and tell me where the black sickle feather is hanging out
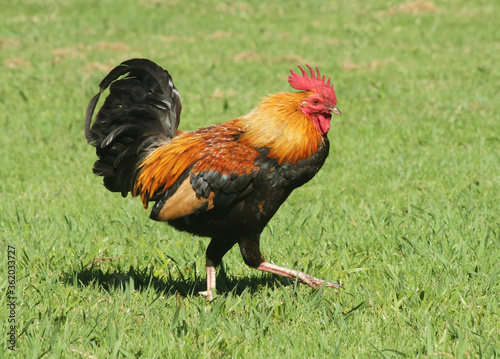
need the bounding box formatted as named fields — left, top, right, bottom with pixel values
left=85, top=58, right=182, bottom=195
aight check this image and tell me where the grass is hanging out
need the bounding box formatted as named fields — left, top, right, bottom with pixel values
left=1, top=0, right=499, bottom=357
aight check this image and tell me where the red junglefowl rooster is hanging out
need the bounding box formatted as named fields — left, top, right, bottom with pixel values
left=85, top=59, right=342, bottom=300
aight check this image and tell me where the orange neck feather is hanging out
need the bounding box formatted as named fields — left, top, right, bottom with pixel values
left=237, top=91, right=323, bottom=165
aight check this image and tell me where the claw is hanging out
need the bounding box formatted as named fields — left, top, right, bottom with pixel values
left=199, top=289, right=215, bottom=301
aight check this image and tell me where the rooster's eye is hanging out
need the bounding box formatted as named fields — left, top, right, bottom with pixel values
left=312, top=99, right=319, bottom=105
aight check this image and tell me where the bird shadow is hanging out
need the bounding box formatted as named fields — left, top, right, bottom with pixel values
left=61, top=261, right=294, bottom=298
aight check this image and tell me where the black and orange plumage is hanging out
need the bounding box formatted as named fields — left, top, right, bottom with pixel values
left=85, top=59, right=342, bottom=299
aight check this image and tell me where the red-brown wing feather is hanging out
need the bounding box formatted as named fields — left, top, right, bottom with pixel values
left=154, top=141, right=259, bottom=221
left=134, top=121, right=261, bottom=221
left=192, top=138, right=260, bottom=175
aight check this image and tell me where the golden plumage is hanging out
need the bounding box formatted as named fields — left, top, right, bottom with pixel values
left=237, top=91, right=322, bottom=165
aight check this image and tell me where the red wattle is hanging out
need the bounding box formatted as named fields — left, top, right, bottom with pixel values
left=313, top=113, right=331, bottom=135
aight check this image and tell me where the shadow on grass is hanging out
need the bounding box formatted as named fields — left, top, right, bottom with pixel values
left=61, top=262, right=293, bottom=298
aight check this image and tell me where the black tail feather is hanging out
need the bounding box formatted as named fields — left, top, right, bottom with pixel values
left=85, top=58, right=182, bottom=197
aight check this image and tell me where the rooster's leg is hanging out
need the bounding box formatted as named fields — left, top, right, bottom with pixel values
left=199, top=238, right=236, bottom=300
left=199, top=259, right=216, bottom=300
left=255, top=262, right=343, bottom=289
left=239, top=236, right=343, bottom=291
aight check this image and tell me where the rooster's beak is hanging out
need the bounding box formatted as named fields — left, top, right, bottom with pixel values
left=330, top=106, right=341, bottom=116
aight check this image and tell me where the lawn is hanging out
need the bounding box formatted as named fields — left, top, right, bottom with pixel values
left=1, top=0, right=499, bottom=357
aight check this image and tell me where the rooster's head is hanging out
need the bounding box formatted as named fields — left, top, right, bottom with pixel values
left=289, top=65, right=341, bottom=135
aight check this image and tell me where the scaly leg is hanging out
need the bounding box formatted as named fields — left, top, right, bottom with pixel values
left=199, top=238, right=236, bottom=300
left=199, top=259, right=217, bottom=300
left=239, top=235, right=343, bottom=291
left=255, top=262, right=343, bottom=289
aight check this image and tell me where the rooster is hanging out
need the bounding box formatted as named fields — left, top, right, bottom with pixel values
left=85, top=59, right=342, bottom=299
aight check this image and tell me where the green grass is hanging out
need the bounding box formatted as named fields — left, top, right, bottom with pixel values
left=1, top=0, right=499, bottom=357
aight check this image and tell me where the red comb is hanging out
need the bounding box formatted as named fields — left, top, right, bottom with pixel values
left=288, top=65, right=336, bottom=104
